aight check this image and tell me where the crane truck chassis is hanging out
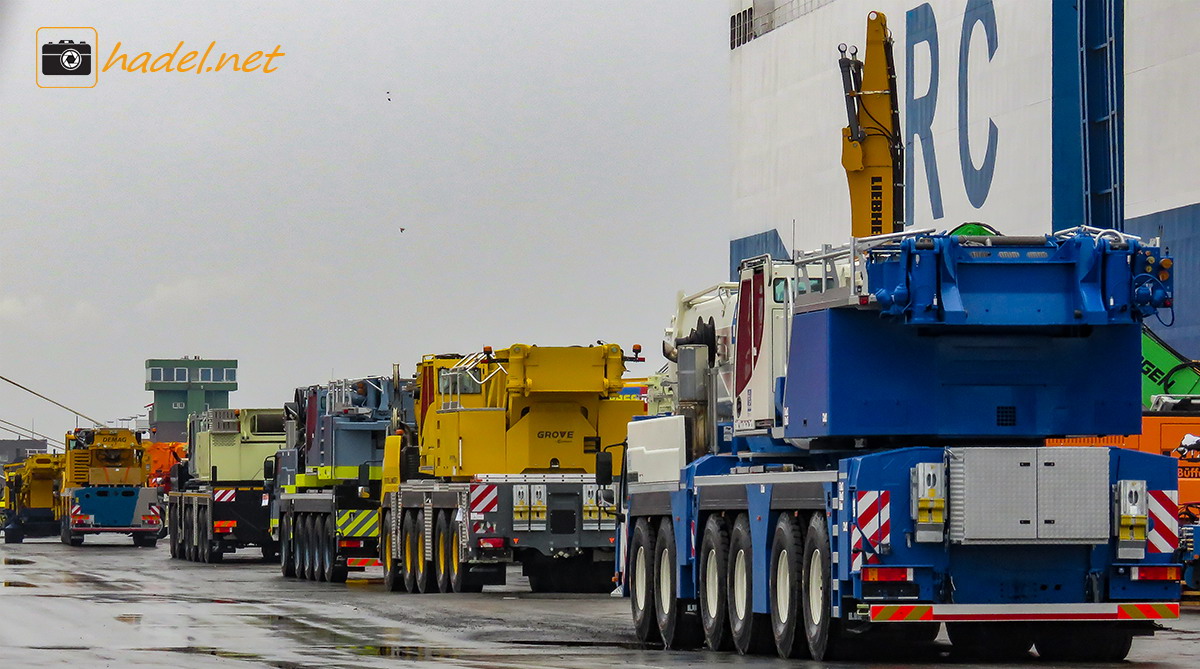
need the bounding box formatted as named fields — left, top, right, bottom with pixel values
left=2, top=454, right=64, bottom=543
left=378, top=344, right=643, bottom=594
left=617, top=12, right=1182, bottom=662
left=168, top=408, right=284, bottom=562
left=272, top=377, right=393, bottom=583
left=58, top=428, right=160, bottom=546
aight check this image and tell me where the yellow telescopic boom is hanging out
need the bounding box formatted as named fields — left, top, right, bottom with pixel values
left=839, top=10, right=903, bottom=238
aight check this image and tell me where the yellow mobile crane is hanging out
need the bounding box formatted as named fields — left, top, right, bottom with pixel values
left=378, top=343, right=645, bottom=594
left=2, top=453, right=65, bottom=543
left=59, top=428, right=160, bottom=546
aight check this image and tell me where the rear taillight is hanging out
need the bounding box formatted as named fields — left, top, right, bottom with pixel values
left=1131, top=566, right=1181, bottom=581
left=338, top=539, right=364, bottom=548
left=862, top=567, right=913, bottom=582
left=478, top=537, right=504, bottom=549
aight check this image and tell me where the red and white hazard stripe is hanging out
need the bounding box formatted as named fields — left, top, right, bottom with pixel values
left=469, top=484, right=499, bottom=514
left=70, top=504, right=82, bottom=516
left=852, top=490, right=891, bottom=572
left=870, top=602, right=1179, bottom=623
left=213, top=489, right=236, bottom=503
left=346, top=558, right=382, bottom=568
left=1148, top=489, right=1178, bottom=553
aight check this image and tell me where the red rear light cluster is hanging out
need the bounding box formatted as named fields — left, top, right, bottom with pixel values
left=338, top=539, right=364, bottom=549
left=1131, top=566, right=1181, bottom=581
left=862, top=567, right=913, bottom=582
left=478, top=537, right=504, bottom=549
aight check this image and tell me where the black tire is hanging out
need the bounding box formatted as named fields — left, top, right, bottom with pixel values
left=187, top=507, right=198, bottom=562
left=200, top=507, right=222, bottom=563
left=654, top=519, right=703, bottom=649
left=801, top=512, right=838, bottom=660
left=1034, top=624, right=1131, bottom=662
left=770, top=513, right=808, bottom=659
left=182, top=507, right=194, bottom=561
left=727, top=514, right=770, bottom=655
left=280, top=514, right=296, bottom=577
left=314, top=514, right=330, bottom=582
left=261, top=542, right=279, bottom=563
left=4, top=527, right=23, bottom=544
left=302, top=514, right=317, bottom=580
left=297, top=514, right=312, bottom=580
left=450, top=521, right=482, bottom=593
left=699, top=515, right=733, bottom=651
left=168, top=507, right=180, bottom=559
left=434, top=512, right=453, bottom=593
left=325, top=515, right=348, bottom=583
left=948, top=623, right=1032, bottom=660
left=60, top=517, right=72, bottom=545
left=415, top=510, right=435, bottom=593
left=134, top=534, right=157, bottom=548
left=383, top=511, right=404, bottom=592
left=402, top=510, right=418, bottom=593
left=70, top=533, right=84, bottom=546
left=628, top=517, right=660, bottom=643
left=198, top=508, right=210, bottom=563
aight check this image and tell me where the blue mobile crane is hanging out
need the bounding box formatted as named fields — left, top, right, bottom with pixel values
left=614, top=12, right=1181, bottom=661
left=268, top=377, right=393, bottom=583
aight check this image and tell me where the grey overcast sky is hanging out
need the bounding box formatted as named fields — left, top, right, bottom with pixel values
left=0, top=1, right=731, bottom=438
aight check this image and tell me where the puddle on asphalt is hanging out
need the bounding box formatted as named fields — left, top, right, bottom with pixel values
left=1, top=581, right=37, bottom=588
left=348, top=645, right=463, bottom=660
left=2, top=558, right=34, bottom=565
left=144, top=646, right=308, bottom=669
left=507, top=639, right=650, bottom=651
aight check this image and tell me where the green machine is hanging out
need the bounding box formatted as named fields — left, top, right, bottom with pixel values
left=166, top=408, right=285, bottom=562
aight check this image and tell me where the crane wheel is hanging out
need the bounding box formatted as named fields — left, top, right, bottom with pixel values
left=628, top=517, right=660, bottom=643
left=654, top=518, right=703, bottom=649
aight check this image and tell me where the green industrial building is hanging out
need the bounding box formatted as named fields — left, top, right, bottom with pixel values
left=145, top=357, right=237, bottom=441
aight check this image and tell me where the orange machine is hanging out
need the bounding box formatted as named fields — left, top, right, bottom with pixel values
left=145, top=441, right=186, bottom=490
left=1050, top=410, right=1200, bottom=516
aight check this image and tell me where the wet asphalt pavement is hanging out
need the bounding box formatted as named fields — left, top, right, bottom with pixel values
left=1, top=536, right=1200, bottom=668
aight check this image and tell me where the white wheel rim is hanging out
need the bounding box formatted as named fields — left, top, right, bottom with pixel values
left=634, top=545, right=648, bottom=608
left=776, top=548, right=790, bottom=625
left=704, top=548, right=720, bottom=619
left=807, top=548, right=824, bottom=626
left=733, top=549, right=748, bottom=620
left=658, top=546, right=672, bottom=614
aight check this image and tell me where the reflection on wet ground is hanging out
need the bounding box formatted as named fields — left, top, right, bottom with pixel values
left=1, top=535, right=1199, bottom=668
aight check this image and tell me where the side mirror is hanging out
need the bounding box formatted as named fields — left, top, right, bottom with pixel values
left=263, top=457, right=276, bottom=482
left=595, top=451, right=613, bottom=487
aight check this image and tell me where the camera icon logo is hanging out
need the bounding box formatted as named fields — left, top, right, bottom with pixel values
left=36, top=27, right=98, bottom=88
left=42, top=40, right=92, bottom=76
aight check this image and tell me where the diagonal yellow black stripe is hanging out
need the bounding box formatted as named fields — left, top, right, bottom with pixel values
left=340, top=510, right=380, bottom=537
left=336, top=510, right=360, bottom=533
left=358, top=515, right=380, bottom=537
